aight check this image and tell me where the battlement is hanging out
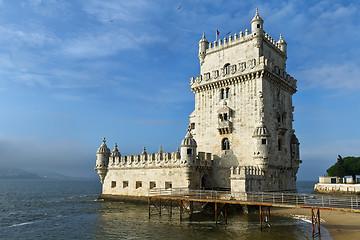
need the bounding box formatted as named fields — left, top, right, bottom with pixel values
left=107, top=150, right=212, bottom=169
left=204, top=30, right=284, bottom=56
left=190, top=56, right=296, bottom=91
left=230, top=166, right=265, bottom=179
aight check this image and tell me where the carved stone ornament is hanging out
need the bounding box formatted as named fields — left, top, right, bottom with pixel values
left=248, top=59, right=256, bottom=69
left=231, top=64, right=237, bottom=74
left=204, top=72, right=210, bottom=81
left=213, top=70, right=219, bottom=79
left=196, top=75, right=202, bottom=83
left=239, top=62, right=246, bottom=72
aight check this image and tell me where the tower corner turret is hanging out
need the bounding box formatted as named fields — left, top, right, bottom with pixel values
left=95, top=137, right=111, bottom=184
left=180, top=129, right=197, bottom=165
left=198, top=32, right=209, bottom=66
left=251, top=8, right=264, bottom=36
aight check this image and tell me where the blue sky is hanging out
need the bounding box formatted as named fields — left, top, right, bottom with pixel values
left=0, top=0, right=359, bottom=180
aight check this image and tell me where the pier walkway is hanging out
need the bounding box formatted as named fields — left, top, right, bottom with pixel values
left=148, top=188, right=360, bottom=236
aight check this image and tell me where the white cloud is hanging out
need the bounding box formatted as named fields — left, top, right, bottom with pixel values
left=0, top=25, right=57, bottom=47
left=297, top=62, right=360, bottom=90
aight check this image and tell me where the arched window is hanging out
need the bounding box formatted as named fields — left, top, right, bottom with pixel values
left=222, top=138, right=230, bottom=150
left=225, top=88, right=230, bottom=98
left=220, top=88, right=225, bottom=99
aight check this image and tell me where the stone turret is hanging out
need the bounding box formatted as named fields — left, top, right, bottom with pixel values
left=251, top=8, right=264, bottom=36
left=95, top=138, right=111, bottom=183
left=253, top=120, right=270, bottom=168
left=278, top=34, right=287, bottom=56
left=198, top=32, right=209, bottom=66
left=180, top=131, right=197, bottom=165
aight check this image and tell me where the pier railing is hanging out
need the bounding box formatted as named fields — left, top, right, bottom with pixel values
left=149, top=188, right=360, bottom=212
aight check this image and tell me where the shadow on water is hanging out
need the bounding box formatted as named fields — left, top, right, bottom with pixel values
left=94, top=201, right=332, bottom=240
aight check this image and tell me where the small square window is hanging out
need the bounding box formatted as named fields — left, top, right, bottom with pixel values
left=187, top=149, right=192, bottom=154
left=150, top=181, right=156, bottom=189
left=165, top=182, right=172, bottom=189
left=136, top=181, right=142, bottom=189
left=123, top=181, right=129, bottom=188
left=262, top=139, right=267, bottom=145
left=111, top=181, right=116, bottom=188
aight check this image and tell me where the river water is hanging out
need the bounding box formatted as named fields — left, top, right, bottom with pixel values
left=0, top=179, right=331, bottom=239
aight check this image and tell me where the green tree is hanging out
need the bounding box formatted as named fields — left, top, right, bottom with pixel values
left=343, top=156, right=360, bottom=182
left=326, top=156, right=360, bottom=182
left=336, top=155, right=345, bottom=178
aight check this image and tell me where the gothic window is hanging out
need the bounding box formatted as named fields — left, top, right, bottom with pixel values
left=222, top=138, right=230, bottom=150
left=226, top=88, right=230, bottom=98
left=223, top=113, right=228, bottom=121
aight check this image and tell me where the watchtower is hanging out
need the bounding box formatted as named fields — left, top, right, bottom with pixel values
left=189, top=9, right=301, bottom=191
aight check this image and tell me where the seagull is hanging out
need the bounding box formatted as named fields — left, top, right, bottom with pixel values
left=177, top=5, right=182, bottom=10
left=109, top=19, right=114, bottom=23
left=226, top=31, right=231, bottom=35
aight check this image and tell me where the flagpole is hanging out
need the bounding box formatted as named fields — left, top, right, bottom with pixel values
left=216, top=28, right=218, bottom=42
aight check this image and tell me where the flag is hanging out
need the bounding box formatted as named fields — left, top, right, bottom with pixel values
left=216, top=29, right=220, bottom=35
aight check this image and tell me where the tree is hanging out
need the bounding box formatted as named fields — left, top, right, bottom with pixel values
left=336, top=155, right=345, bottom=178
left=326, top=156, right=360, bottom=182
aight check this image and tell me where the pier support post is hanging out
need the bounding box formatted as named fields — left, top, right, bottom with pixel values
left=170, top=200, right=172, bottom=216
left=215, top=202, right=218, bottom=223
left=159, top=199, right=162, bottom=216
left=225, top=203, right=228, bottom=224
left=148, top=197, right=151, bottom=218
left=180, top=200, right=183, bottom=221
left=311, top=208, right=321, bottom=237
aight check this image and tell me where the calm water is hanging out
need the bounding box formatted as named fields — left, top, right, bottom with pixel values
left=0, top=179, right=331, bottom=239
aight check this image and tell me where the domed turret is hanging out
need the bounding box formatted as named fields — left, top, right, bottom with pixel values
left=278, top=34, right=287, bottom=55
left=95, top=137, right=111, bottom=184
left=253, top=121, right=270, bottom=166
left=111, top=143, right=121, bottom=157
left=180, top=131, right=197, bottom=165
left=198, top=32, right=209, bottom=65
left=251, top=8, right=264, bottom=36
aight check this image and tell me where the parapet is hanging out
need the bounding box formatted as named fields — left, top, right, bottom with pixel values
left=204, top=29, right=285, bottom=56
left=107, top=148, right=212, bottom=169
left=230, top=165, right=265, bottom=180
left=190, top=56, right=297, bottom=92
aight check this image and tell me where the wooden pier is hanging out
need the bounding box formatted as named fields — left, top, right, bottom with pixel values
left=148, top=188, right=360, bottom=237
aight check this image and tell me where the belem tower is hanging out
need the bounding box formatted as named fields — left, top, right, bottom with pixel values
left=95, top=10, right=301, bottom=199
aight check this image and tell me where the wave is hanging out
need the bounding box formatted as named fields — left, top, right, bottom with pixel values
left=8, top=221, right=35, bottom=228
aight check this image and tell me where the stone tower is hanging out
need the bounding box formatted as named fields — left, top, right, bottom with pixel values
left=189, top=10, right=301, bottom=192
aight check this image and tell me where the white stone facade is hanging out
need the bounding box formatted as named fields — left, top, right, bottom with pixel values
left=95, top=10, right=301, bottom=198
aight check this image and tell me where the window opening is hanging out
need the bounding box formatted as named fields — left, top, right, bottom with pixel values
left=123, top=181, right=129, bottom=188
left=222, top=138, right=230, bottom=150
left=278, top=139, right=282, bottom=151
left=220, top=89, right=225, bottom=99
left=111, top=181, right=116, bottom=188
left=226, top=88, right=230, bottom=98
left=136, top=181, right=142, bottom=189
left=262, top=139, right=267, bottom=145
left=165, top=182, right=172, bottom=189
left=150, top=181, right=156, bottom=189
left=187, top=149, right=192, bottom=154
